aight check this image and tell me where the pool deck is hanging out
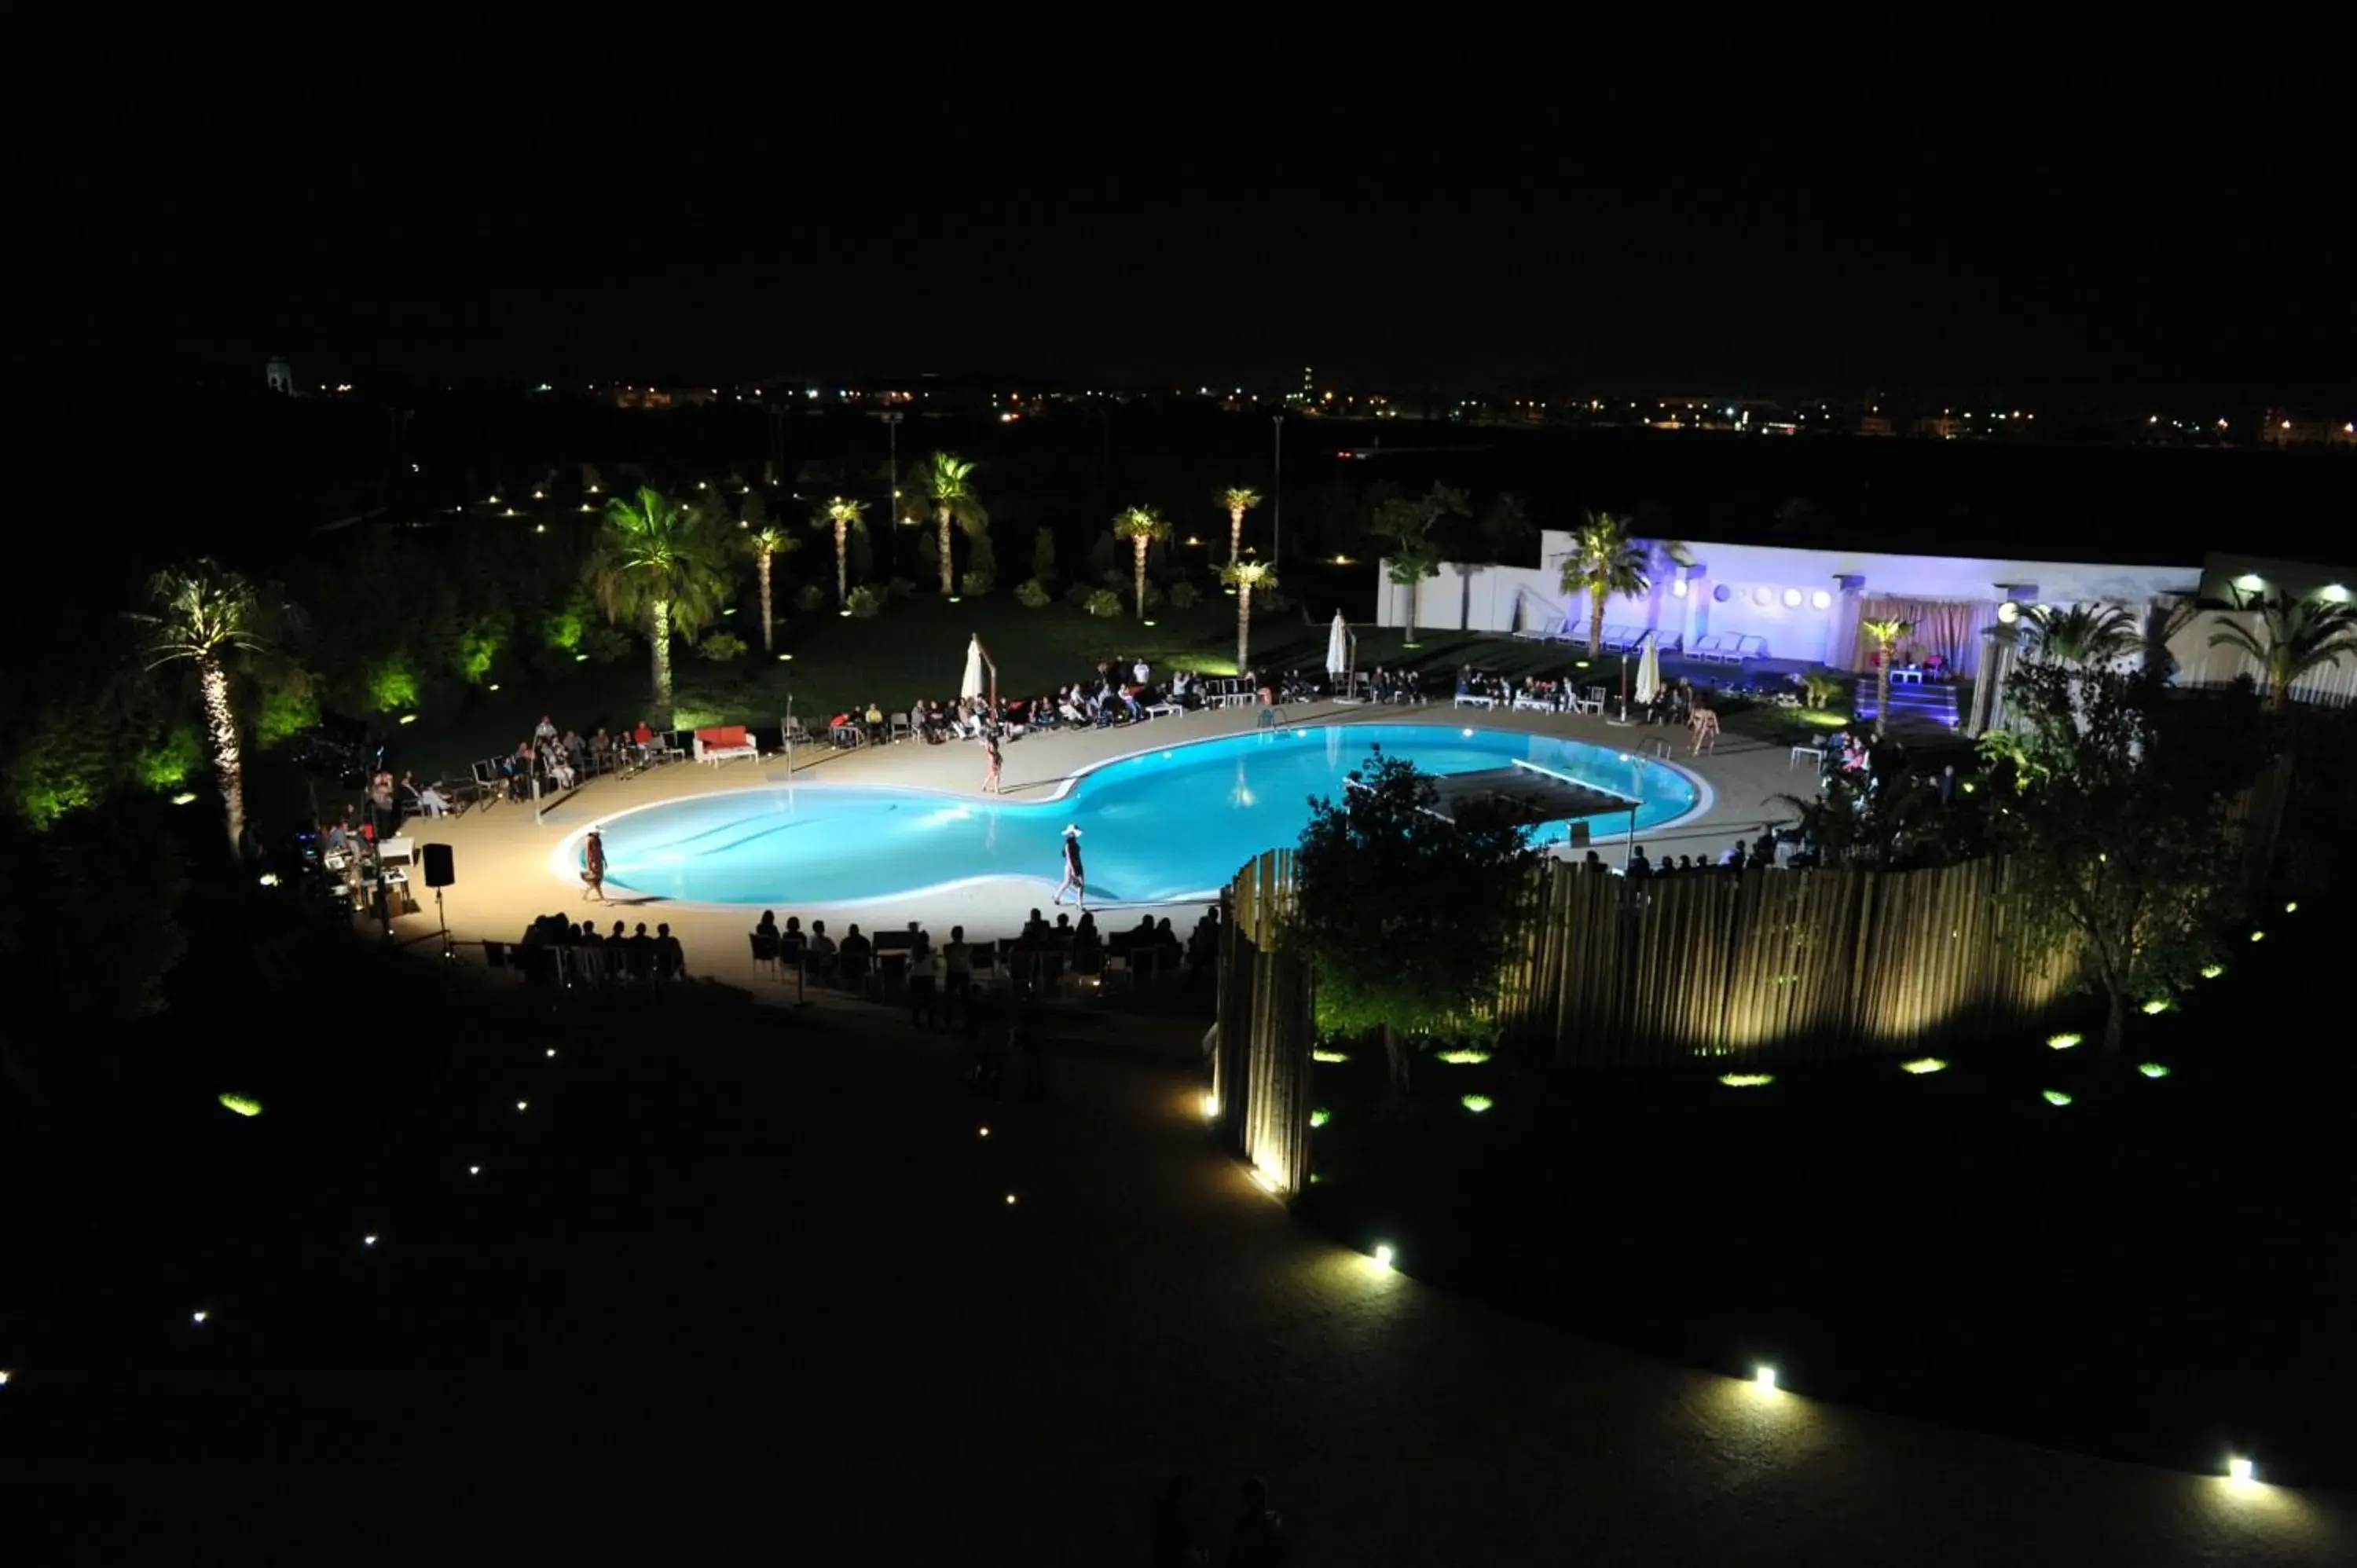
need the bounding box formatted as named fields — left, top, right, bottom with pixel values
left=387, top=699, right=1807, bottom=981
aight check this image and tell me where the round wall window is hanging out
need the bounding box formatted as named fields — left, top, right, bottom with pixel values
left=1752, top=586, right=1773, bottom=606
left=1782, top=588, right=1803, bottom=608
left=1996, top=600, right=2021, bottom=624
left=1810, top=589, right=1832, bottom=610
left=1713, top=584, right=1732, bottom=603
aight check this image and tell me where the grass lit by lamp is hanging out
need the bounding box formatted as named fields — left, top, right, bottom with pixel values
left=1461, top=1094, right=1495, bottom=1114
left=2140, top=998, right=2171, bottom=1016
left=574, top=654, right=588, bottom=662
left=2047, top=1031, right=2084, bottom=1049
left=170, top=792, right=199, bottom=805
left=217, top=1093, right=262, bottom=1118
left=2043, top=1090, right=2073, bottom=1107
left=1436, top=1049, right=1491, bottom=1065
left=1370, top=1244, right=1395, bottom=1270
left=1312, top=1050, right=1350, bottom=1064
left=2138, top=1062, right=2172, bottom=1079
left=397, top=713, right=418, bottom=725
left=2200, top=964, right=2224, bottom=980
left=1308, top=1108, right=1331, bottom=1128
left=2249, top=930, right=2264, bottom=943
left=2283, top=900, right=2298, bottom=914
left=1900, top=1057, right=1947, bottom=1075
left=1718, top=1073, right=1774, bottom=1088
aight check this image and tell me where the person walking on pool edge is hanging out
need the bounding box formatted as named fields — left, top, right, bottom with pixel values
left=983, top=730, right=1003, bottom=794
left=581, top=826, right=607, bottom=902
left=1053, top=824, right=1086, bottom=910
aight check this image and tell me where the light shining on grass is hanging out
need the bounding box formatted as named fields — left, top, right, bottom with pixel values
left=1719, top=1073, right=1774, bottom=1088
left=2047, top=1031, right=2083, bottom=1050
left=170, top=792, right=199, bottom=805
left=1461, top=1094, right=1495, bottom=1114
left=2283, top=900, right=2298, bottom=914
left=2138, top=1062, right=2172, bottom=1079
left=1308, top=1108, right=1331, bottom=1128
left=2201, top=964, right=2224, bottom=979
left=1900, top=1057, right=1947, bottom=1075
left=2249, top=930, right=2265, bottom=943
left=218, top=1093, right=262, bottom=1117
left=397, top=713, right=418, bottom=725
left=2141, top=998, right=2172, bottom=1015
left=1436, top=1049, right=1491, bottom=1065
left=2043, top=1090, right=2073, bottom=1107
left=1312, top=1050, right=1350, bottom=1064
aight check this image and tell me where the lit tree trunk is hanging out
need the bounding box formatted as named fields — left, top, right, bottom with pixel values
left=200, top=654, right=244, bottom=857
left=834, top=524, right=848, bottom=606
left=1134, top=537, right=1150, bottom=620
left=1228, top=504, right=1244, bottom=562
left=937, top=506, right=955, bottom=595
left=1237, top=583, right=1254, bottom=670
left=2101, top=982, right=2127, bottom=1062
left=757, top=548, right=775, bottom=651
left=1588, top=586, right=1607, bottom=658
left=649, top=598, right=674, bottom=727
left=1875, top=659, right=1893, bottom=739
left=1401, top=581, right=1419, bottom=646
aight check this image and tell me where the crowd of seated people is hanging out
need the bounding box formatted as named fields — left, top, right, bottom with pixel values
left=1362, top=666, right=1423, bottom=704
left=1453, top=666, right=1512, bottom=704
left=503, top=912, right=690, bottom=988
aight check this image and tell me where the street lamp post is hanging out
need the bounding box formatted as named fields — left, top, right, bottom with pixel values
left=1270, top=415, right=1285, bottom=571
left=882, top=412, right=904, bottom=577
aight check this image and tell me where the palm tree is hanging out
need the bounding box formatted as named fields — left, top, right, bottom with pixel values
left=915, top=452, right=987, bottom=596
left=1373, top=496, right=1442, bottom=647
left=2209, top=592, right=2357, bottom=713
left=2024, top=602, right=2136, bottom=667
left=2136, top=594, right=2199, bottom=690
left=1557, top=511, right=1653, bottom=658
left=1223, top=559, right=1277, bottom=672
left=745, top=522, right=795, bottom=651
left=1860, top=617, right=1915, bottom=738
left=1113, top=504, right=1171, bottom=620
left=1219, top=486, right=1260, bottom=562
left=586, top=485, right=731, bottom=728
left=136, top=560, right=263, bottom=855
left=810, top=496, right=867, bottom=608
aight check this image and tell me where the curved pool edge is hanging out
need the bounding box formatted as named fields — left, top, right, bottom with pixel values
left=549, top=719, right=1717, bottom=912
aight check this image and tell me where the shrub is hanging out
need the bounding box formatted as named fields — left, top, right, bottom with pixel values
left=960, top=568, right=995, bottom=597
left=584, top=626, right=632, bottom=663
left=542, top=597, right=587, bottom=653
left=1084, top=588, right=1123, bottom=619
left=136, top=724, right=203, bottom=792
left=848, top=585, right=885, bottom=619
left=699, top=632, right=747, bottom=661
left=792, top=583, right=827, bottom=613
left=452, top=610, right=508, bottom=684
left=254, top=664, right=321, bottom=749
left=1016, top=578, right=1052, bottom=609
left=1802, top=669, right=1850, bottom=709
left=366, top=654, right=420, bottom=713
left=1168, top=579, right=1200, bottom=610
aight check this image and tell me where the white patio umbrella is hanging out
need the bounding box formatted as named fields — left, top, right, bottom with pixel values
left=1634, top=630, right=1662, bottom=707
left=1325, top=610, right=1350, bottom=676
left=960, top=636, right=986, bottom=701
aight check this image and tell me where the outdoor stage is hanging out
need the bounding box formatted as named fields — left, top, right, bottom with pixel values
left=387, top=700, right=1802, bottom=990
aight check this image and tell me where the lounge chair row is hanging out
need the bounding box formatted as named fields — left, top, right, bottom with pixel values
left=1688, top=634, right=1770, bottom=663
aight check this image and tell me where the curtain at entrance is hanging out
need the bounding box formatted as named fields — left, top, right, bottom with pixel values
left=1853, top=597, right=1992, bottom=678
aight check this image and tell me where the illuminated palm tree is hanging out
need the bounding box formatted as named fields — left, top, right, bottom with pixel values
left=1219, top=485, right=1260, bottom=563
left=915, top=452, right=987, bottom=596
left=2209, top=592, right=2357, bottom=713
left=2024, top=602, right=2135, bottom=667
left=810, top=496, right=867, bottom=609
left=1223, top=559, right=1278, bottom=672
left=1557, top=511, right=1654, bottom=658
left=1113, top=504, right=1171, bottom=620
left=1861, top=616, right=1915, bottom=738
left=586, top=486, right=731, bottom=728
left=136, top=560, right=263, bottom=855
left=745, top=522, right=795, bottom=651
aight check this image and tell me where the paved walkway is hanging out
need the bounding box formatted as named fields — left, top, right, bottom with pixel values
left=394, top=701, right=1805, bottom=992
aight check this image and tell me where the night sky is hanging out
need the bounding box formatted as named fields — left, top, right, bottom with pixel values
left=33, top=93, right=2352, bottom=398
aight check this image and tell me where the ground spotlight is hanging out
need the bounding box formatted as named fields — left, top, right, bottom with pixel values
left=1752, top=1365, right=1778, bottom=1391
left=468, top=1165, right=481, bottom=1176
left=2227, top=1455, right=2256, bottom=1485
left=2137, top=1062, right=2172, bottom=1079
left=1201, top=1094, right=1219, bottom=1119
left=363, top=1234, right=378, bottom=1247
left=1371, top=1244, right=1395, bottom=1270
left=2047, top=1031, right=2083, bottom=1049
left=2043, top=1089, right=2073, bottom=1107
left=192, top=1310, right=209, bottom=1324
left=515, top=1100, right=529, bottom=1113
left=977, top=1126, right=990, bottom=1138
left=1005, top=1193, right=1018, bottom=1205
left=2250, top=931, right=2265, bottom=943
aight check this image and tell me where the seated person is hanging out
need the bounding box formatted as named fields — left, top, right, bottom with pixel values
left=805, top=920, right=838, bottom=982
left=837, top=922, right=874, bottom=986
left=1020, top=907, right=1051, bottom=944
left=863, top=702, right=887, bottom=745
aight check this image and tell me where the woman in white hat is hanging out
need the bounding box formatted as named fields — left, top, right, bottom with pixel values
left=1053, top=824, right=1086, bottom=910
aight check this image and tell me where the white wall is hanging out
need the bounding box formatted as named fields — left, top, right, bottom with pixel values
left=2168, top=607, right=2357, bottom=707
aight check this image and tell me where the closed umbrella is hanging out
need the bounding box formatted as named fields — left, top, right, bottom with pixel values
left=960, top=636, right=986, bottom=701
left=1634, top=631, right=1661, bottom=707
left=1325, top=610, right=1350, bottom=677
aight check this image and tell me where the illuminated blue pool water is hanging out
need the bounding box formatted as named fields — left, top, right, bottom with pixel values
left=584, top=724, right=1702, bottom=907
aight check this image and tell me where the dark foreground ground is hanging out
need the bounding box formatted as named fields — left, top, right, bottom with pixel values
left=2, top=907, right=2348, bottom=1565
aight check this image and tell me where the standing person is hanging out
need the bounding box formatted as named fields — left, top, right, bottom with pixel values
left=908, top=936, right=940, bottom=1028
left=1227, top=1478, right=1285, bottom=1567
left=1053, top=825, right=1087, bottom=910
left=580, top=826, right=607, bottom=902
left=983, top=730, right=1003, bottom=794
left=942, top=925, right=973, bottom=1021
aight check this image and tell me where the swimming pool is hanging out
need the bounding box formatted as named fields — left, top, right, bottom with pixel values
left=571, top=724, right=1703, bottom=907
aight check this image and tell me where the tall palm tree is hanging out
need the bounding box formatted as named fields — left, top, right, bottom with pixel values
left=1860, top=617, right=1915, bottom=738
left=1373, top=496, right=1442, bottom=647
left=810, top=496, right=867, bottom=608
left=135, top=560, right=264, bottom=855
left=2209, top=592, right=2357, bottom=713
left=1113, top=504, right=1171, bottom=620
left=745, top=522, right=795, bottom=651
left=2024, top=602, right=2135, bottom=667
left=1219, top=486, right=1260, bottom=563
left=1557, top=511, right=1652, bottom=658
left=586, top=485, right=731, bottom=728
left=915, top=452, right=987, bottom=596
left=1223, top=559, right=1277, bottom=672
